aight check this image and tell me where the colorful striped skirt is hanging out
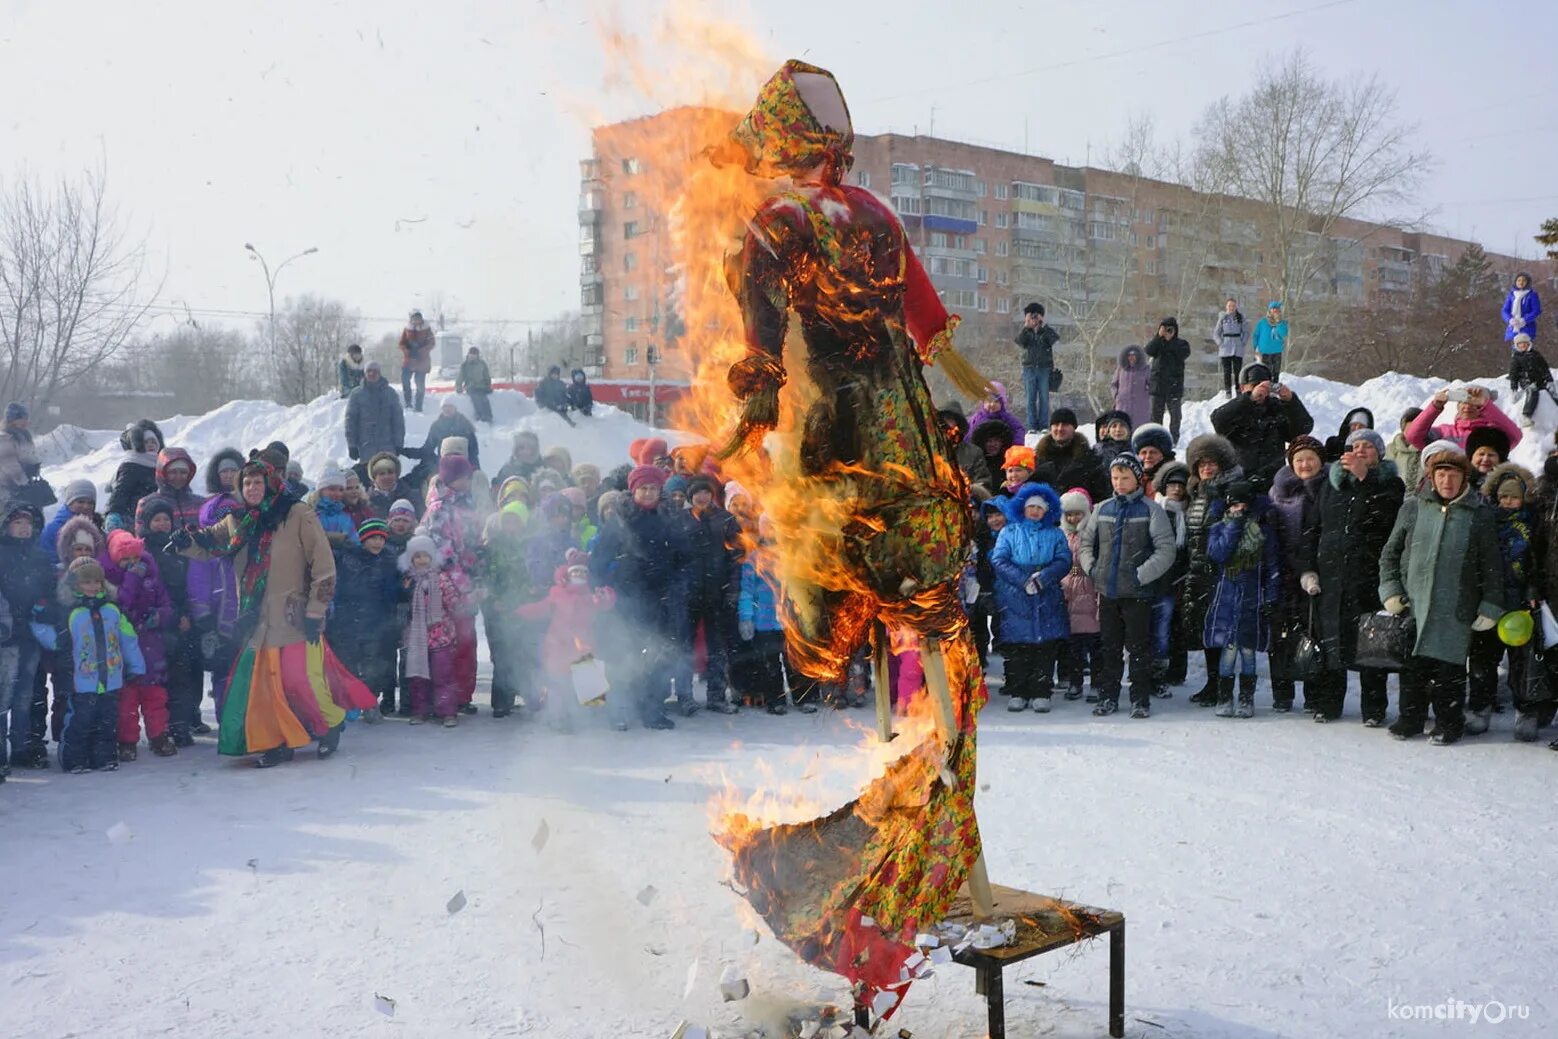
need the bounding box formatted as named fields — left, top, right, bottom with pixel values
left=217, top=640, right=376, bottom=757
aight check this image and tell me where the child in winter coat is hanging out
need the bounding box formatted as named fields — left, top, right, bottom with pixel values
left=1152, top=462, right=1192, bottom=688
left=1110, top=346, right=1152, bottom=428
left=1058, top=489, right=1099, bottom=702
left=1203, top=482, right=1281, bottom=718
left=1508, top=333, right=1556, bottom=427
left=1502, top=271, right=1542, bottom=342
left=334, top=519, right=403, bottom=719
left=423, top=456, right=482, bottom=714
left=968, top=381, right=1026, bottom=442
left=57, top=559, right=145, bottom=773
left=515, top=551, right=615, bottom=730
left=1000, top=446, right=1036, bottom=496
left=1385, top=407, right=1424, bottom=492
left=738, top=521, right=803, bottom=715
left=313, top=470, right=362, bottom=549
left=137, top=496, right=204, bottom=745
left=101, top=530, right=176, bottom=758
left=399, top=534, right=470, bottom=726
left=990, top=483, right=1072, bottom=712
left=1468, top=463, right=1539, bottom=739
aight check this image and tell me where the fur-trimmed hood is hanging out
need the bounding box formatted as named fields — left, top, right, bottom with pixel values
left=1152, top=460, right=1190, bottom=495
left=1185, top=433, right=1240, bottom=493
left=998, top=482, right=1062, bottom=528
left=204, top=447, right=245, bottom=495
left=55, top=514, right=108, bottom=564
left=1482, top=461, right=1537, bottom=501
left=1118, top=345, right=1146, bottom=370
left=970, top=418, right=1016, bottom=457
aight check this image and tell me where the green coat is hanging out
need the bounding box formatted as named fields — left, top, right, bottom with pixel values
left=1378, top=484, right=1505, bottom=665
left=457, top=357, right=492, bottom=395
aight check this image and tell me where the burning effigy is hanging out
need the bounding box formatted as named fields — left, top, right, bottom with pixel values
left=701, top=60, right=995, bottom=1021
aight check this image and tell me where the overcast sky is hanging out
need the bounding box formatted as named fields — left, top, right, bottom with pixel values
left=2, top=0, right=1552, bottom=343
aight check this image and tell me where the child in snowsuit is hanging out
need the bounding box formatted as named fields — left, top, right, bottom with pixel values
left=399, top=534, right=469, bottom=726
left=515, top=552, right=615, bottom=730
left=334, top=519, right=402, bottom=719
left=137, top=496, right=204, bottom=745
left=1468, top=463, right=1540, bottom=739
left=57, top=558, right=145, bottom=773
left=313, top=469, right=362, bottom=550
left=1203, top=482, right=1281, bottom=718
left=972, top=496, right=1008, bottom=666
left=1058, top=489, right=1099, bottom=702
left=738, top=521, right=798, bottom=714
left=101, top=530, right=176, bottom=758
left=990, top=483, right=1072, bottom=712
left=1508, top=333, right=1557, bottom=427
left=425, top=456, right=482, bottom=714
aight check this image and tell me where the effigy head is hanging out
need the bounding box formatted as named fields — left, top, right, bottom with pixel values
left=728, top=59, right=853, bottom=184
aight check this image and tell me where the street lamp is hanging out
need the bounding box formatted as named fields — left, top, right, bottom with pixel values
left=245, top=242, right=318, bottom=362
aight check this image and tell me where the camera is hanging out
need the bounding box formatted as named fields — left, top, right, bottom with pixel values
left=1446, top=386, right=1498, bottom=403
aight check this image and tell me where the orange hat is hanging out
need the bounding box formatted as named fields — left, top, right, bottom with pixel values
left=1002, top=445, right=1036, bottom=471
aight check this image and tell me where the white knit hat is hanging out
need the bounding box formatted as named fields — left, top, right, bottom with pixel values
left=1059, top=489, right=1092, bottom=514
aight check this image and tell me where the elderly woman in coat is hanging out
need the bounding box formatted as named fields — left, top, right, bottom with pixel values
left=173, top=457, right=375, bottom=767
left=1378, top=449, right=1504, bottom=745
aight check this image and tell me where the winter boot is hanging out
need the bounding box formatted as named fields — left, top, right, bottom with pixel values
left=150, top=734, right=177, bottom=757
left=1190, top=680, right=1219, bottom=707
left=1151, top=661, right=1172, bottom=698
left=1007, top=696, right=1029, bottom=712
left=1429, top=726, right=1462, bottom=746
left=1129, top=700, right=1150, bottom=719
left=19, top=742, right=51, bottom=769
left=1389, top=716, right=1425, bottom=740
left=118, top=742, right=138, bottom=763
left=766, top=702, right=788, bottom=716
left=254, top=745, right=295, bottom=768
left=459, top=703, right=478, bottom=716
left=1031, top=696, right=1052, bottom=714
left=318, top=722, right=344, bottom=759
left=442, top=716, right=459, bottom=728
left=1064, top=677, right=1083, bottom=701
left=192, top=721, right=214, bottom=735
left=1514, top=712, right=1539, bottom=742
left=1213, top=676, right=1236, bottom=718
left=1091, top=698, right=1118, bottom=717
left=1085, top=689, right=1099, bottom=704
left=1236, top=675, right=1256, bottom=719
left=705, top=698, right=739, bottom=716
left=1465, top=705, right=1492, bottom=736
left=172, top=730, right=195, bottom=748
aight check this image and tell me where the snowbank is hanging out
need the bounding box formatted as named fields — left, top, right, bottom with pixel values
left=41, top=390, right=670, bottom=496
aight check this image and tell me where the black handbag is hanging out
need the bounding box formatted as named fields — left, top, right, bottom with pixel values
left=1285, top=599, right=1324, bottom=679
left=1049, top=368, right=1064, bottom=391
left=1351, top=610, right=1415, bottom=672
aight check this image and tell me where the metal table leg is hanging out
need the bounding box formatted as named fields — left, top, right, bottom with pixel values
left=1109, top=921, right=1125, bottom=1038
left=977, top=963, right=1005, bottom=1039
left=854, top=1004, right=870, bottom=1031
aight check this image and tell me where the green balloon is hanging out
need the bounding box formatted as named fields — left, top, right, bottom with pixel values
left=1498, top=610, right=1534, bottom=648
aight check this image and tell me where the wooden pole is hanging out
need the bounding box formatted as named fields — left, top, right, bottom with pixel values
left=872, top=623, right=893, bottom=744
left=920, top=636, right=995, bottom=920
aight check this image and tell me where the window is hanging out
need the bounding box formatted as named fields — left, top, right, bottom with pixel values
left=995, top=213, right=1009, bottom=229
left=624, top=346, right=639, bottom=365
left=979, top=209, right=988, bottom=226
left=624, top=252, right=637, bottom=272
left=995, top=183, right=1009, bottom=201
left=854, top=170, right=872, bottom=188
left=926, top=196, right=977, bottom=221
left=944, top=289, right=977, bottom=308
left=891, top=163, right=919, bottom=186
left=624, top=285, right=639, bottom=301
left=625, top=316, right=639, bottom=332
left=623, top=191, right=637, bottom=209
left=976, top=294, right=989, bottom=312
left=928, top=256, right=974, bottom=278
left=622, top=157, right=641, bottom=175
left=1088, top=221, right=1116, bottom=241
left=1016, top=212, right=1053, bottom=231
left=924, top=168, right=977, bottom=192
left=1059, top=190, right=1085, bottom=211
left=1142, top=208, right=1153, bottom=226
left=995, top=270, right=1008, bottom=286
left=929, top=232, right=948, bottom=248
left=1145, top=235, right=1156, bottom=249
left=973, top=238, right=986, bottom=254
left=581, top=254, right=598, bottom=275
left=977, top=266, right=988, bottom=283
left=995, top=297, right=1011, bottom=314
left=623, top=221, right=640, bottom=239
left=891, top=195, right=922, bottom=216
left=581, top=284, right=602, bottom=307
left=1144, top=259, right=1158, bottom=275
left=995, top=240, right=1009, bottom=257
left=580, top=159, right=600, bottom=180
left=1013, top=182, right=1059, bottom=205
left=975, top=179, right=987, bottom=197
left=647, top=346, right=661, bottom=365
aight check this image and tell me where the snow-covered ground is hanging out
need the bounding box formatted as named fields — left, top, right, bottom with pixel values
left=5, top=369, right=1557, bottom=1039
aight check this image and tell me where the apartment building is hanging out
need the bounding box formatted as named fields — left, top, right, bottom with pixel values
left=581, top=112, right=1550, bottom=386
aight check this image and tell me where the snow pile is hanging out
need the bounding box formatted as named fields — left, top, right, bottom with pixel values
left=41, top=389, right=670, bottom=495
left=1179, top=367, right=1555, bottom=471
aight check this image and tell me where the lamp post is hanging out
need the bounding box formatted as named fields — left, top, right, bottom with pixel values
left=244, top=242, right=318, bottom=362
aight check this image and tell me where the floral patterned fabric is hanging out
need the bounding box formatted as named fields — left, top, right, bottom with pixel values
left=729, top=59, right=853, bottom=183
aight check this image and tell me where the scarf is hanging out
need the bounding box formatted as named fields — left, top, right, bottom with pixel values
left=198, top=460, right=295, bottom=616
left=1223, top=513, right=1266, bottom=577
left=127, top=450, right=159, bottom=469
left=1511, top=288, right=1530, bottom=326
left=404, top=567, right=444, bottom=680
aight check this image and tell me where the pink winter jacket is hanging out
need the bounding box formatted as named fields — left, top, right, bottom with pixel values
left=1404, top=397, right=1522, bottom=451
left=514, top=569, right=615, bottom=674
left=1060, top=527, right=1100, bottom=636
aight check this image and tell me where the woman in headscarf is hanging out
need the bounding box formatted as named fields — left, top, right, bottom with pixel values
left=173, top=457, right=374, bottom=767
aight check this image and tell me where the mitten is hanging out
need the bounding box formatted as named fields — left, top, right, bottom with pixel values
left=1471, top=615, right=1496, bottom=632
left=1299, top=572, right=1320, bottom=596
left=1383, top=595, right=1409, bottom=616
left=738, top=618, right=755, bottom=642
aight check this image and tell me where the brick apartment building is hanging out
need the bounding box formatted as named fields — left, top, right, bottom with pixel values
left=578, top=108, right=1550, bottom=403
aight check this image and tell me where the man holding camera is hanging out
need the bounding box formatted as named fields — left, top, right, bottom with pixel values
left=1210, top=362, right=1314, bottom=486
left=1015, top=302, right=1060, bottom=430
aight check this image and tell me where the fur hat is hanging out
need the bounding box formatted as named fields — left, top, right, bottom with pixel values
left=971, top=418, right=1015, bottom=455
left=1418, top=439, right=1464, bottom=474
left=1344, top=428, right=1387, bottom=458
left=136, top=495, right=176, bottom=534
left=1094, top=409, right=1133, bottom=437
left=437, top=454, right=473, bottom=484
left=1427, top=449, right=1472, bottom=479
left=1002, top=445, right=1036, bottom=471
left=1482, top=461, right=1536, bottom=502
left=107, top=529, right=144, bottom=563
left=1109, top=453, right=1144, bottom=483
left=628, top=465, right=668, bottom=492
left=686, top=474, right=719, bottom=501
left=440, top=436, right=469, bottom=459
left=1153, top=460, right=1190, bottom=493
left=368, top=451, right=401, bottom=478
left=1186, top=433, right=1238, bottom=476
left=57, top=514, right=106, bottom=562
left=596, top=489, right=625, bottom=519
left=1050, top=407, right=1079, bottom=428
left=1240, top=363, right=1272, bottom=387
left=388, top=499, right=417, bottom=521
left=1130, top=423, right=1173, bottom=459
left=1059, top=488, right=1093, bottom=514
left=1465, top=426, right=1511, bottom=463
left=543, top=446, right=574, bottom=475
left=62, top=478, right=97, bottom=508
left=1514, top=332, right=1534, bottom=347
left=632, top=438, right=669, bottom=466
left=1285, top=435, right=1325, bottom=469
left=571, top=463, right=601, bottom=484
left=66, top=556, right=106, bottom=594
left=1225, top=481, right=1256, bottom=506
left=401, top=534, right=438, bottom=568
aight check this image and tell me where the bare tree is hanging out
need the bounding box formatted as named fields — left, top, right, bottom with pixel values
left=1196, top=50, right=1431, bottom=371
left=267, top=295, right=364, bottom=404
left=123, top=325, right=254, bottom=412
left=0, top=165, right=155, bottom=409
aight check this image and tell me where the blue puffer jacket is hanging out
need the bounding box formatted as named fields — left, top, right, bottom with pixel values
left=738, top=551, right=783, bottom=634
left=1201, top=498, right=1281, bottom=652
left=990, top=484, right=1072, bottom=645
left=64, top=592, right=145, bottom=694
left=314, top=496, right=361, bottom=546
